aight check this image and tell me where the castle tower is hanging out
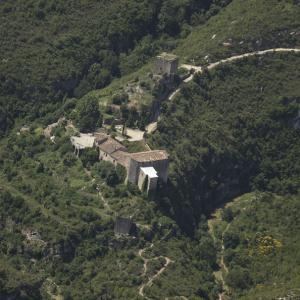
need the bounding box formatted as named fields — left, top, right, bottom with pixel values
left=154, top=52, right=179, bottom=75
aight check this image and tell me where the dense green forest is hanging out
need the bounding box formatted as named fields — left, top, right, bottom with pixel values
left=151, top=53, right=300, bottom=232
left=0, top=0, right=231, bottom=136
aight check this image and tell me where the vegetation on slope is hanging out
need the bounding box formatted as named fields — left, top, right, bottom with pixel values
left=211, top=192, right=300, bottom=299
left=176, top=0, right=300, bottom=64
left=0, top=0, right=230, bottom=136
left=151, top=53, right=300, bottom=232
left=0, top=126, right=218, bottom=299
left=73, top=0, right=300, bottom=131
left=0, top=0, right=300, bottom=299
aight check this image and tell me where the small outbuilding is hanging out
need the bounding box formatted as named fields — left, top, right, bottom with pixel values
left=114, top=217, right=136, bottom=236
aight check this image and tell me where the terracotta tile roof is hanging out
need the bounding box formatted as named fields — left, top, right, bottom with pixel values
left=98, top=138, right=126, bottom=154
left=111, top=150, right=130, bottom=168
left=129, top=150, right=168, bottom=162
left=94, top=133, right=109, bottom=145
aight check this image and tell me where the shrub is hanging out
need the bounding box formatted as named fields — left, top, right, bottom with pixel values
left=112, top=93, right=129, bottom=105
left=222, top=207, right=234, bottom=222
left=63, top=153, right=77, bottom=166
left=80, top=148, right=99, bottom=168
left=92, top=161, right=115, bottom=179
left=226, top=266, right=252, bottom=290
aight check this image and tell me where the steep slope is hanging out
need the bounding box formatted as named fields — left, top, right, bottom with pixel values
left=0, top=0, right=229, bottom=135
left=0, top=127, right=217, bottom=299
left=79, top=0, right=300, bottom=127
left=0, top=0, right=300, bottom=299
left=176, top=0, right=300, bottom=64
left=210, top=192, right=300, bottom=299
left=151, top=52, right=300, bottom=231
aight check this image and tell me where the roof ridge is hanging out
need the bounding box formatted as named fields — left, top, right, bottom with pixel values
left=131, top=149, right=166, bottom=155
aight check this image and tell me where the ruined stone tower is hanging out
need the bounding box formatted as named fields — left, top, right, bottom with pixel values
left=154, top=52, right=179, bottom=75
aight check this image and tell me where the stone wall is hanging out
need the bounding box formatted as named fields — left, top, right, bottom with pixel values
left=138, top=172, right=158, bottom=193
left=154, top=57, right=178, bottom=75
left=99, top=150, right=118, bottom=166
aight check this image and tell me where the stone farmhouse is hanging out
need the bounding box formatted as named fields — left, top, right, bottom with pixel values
left=96, top=134, right=127, bottom=164
left=97, top=137, right=169, bottom=193
left=71, top=133, right=169, bottom=193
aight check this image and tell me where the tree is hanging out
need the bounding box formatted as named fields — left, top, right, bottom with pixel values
left=63, top=153, right=77, bottom=166
left=226, top=266, right=252, bottom=290
left=80, top=149, right=99, bottom=167
left=112, top=93, right=128, bottom=105
left=92, top=161, right=115, bottom=179
left=223, top=231, right=240, bottom=249
left=106, top=169, right=119, bottom=187
left=222, top=207, right=234, bottom=222
left=76, top=97, right=102, bottom=132
left=116, top=165, right=126, bottom=183
left=0, top=106, right=13, bottom=137
left=87, top=64, right=111, bottom=90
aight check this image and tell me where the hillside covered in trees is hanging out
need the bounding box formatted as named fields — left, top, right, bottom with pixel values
left=0, top=0, right=300, bottom=299
left=209, top=192, right=300, bottom=299
left=0, top=0, right=231, bottom=136
left=151, top=53, right=300, bottom=231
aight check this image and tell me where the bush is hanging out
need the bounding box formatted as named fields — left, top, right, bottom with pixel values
left=223, top=231, right=240, bottom=249
left=106, top=169, right=119, bottom=187
left=226, top=266, right=252, bottom=290
left=116, top=165, right=126, bottom=183
left=112, top=93, right=129, bottom=105
left=63, top=153, right=77, bottom=166
left=222, top=207, right=234, bottom=222
left=80, top=148, right=99, bottom=168
left=92, top=161, right=115, bottom=179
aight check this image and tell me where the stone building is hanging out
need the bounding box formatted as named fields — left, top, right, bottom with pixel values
left=154, top=52, right=179, bottom=75
left=98, top=137, right=127, bottom=164
left=94, top=132, right=109, bottom=145
left=44, top=117, right=65, bottom=138
left=96, top=138, right=169, bottom=193
left=110, top=150, right=131, bottom=168
left=69, top=131, right=170, bottom=193
left=127, top=150, right=168, bottom=183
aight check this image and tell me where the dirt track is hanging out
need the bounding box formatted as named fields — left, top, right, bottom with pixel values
left=169, top=47, right=300, bottom=100
left=138, top=243, right=174, bottom=298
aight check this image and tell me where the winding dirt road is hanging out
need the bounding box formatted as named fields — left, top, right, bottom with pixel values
left=169, top=47, right=300, bottom=100
left=138, top=242, right=174, bottom=298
